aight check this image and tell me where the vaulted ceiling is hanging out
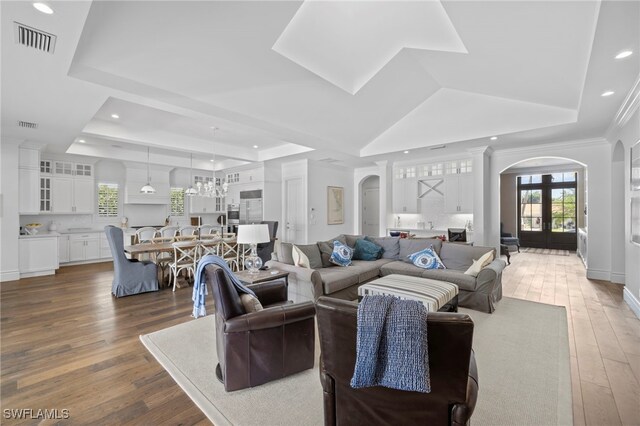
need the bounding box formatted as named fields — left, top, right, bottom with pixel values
left=1, top=1, right=638, bottom=168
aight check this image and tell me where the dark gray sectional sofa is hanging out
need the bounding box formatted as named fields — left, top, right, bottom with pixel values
left=266, top=235, right=506, bottom=313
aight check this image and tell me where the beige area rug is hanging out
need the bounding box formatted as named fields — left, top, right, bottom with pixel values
left=521, top=247, right=573, bottom=256
left=140, top=297, right=572, bottom=426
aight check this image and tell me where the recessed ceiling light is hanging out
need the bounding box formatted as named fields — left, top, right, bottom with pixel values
left=403, top=150, right=409, bottom=154
left=601, top=91, right=615, bottom=97
left=253, top=145, right=259, bottom=149
left=490, top=136, right=498, bottom=141
left=111, top=114, right=120, bottom=119
left=615, top=50, right=633, bottom=59
left=33, top=2, right=53, bottom=14
left=78, top=139, right=86, bottom=143
left=210, top=159, right=214, bottom=162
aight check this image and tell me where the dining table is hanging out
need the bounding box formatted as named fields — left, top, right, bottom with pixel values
left=124, top=237, right=244, bottom=289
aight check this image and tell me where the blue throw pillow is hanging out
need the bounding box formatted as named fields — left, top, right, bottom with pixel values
left=353, top=238, right=383, bottom=261
left=330, top=241, right=353, bottom=266
left=408, top=245, right=446, bottom=270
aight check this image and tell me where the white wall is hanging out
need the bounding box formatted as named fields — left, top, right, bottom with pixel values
left=307, top=161, right=354, bottom=242
left=263, top=161, right=282, bottom=235
left=1, top=140, right=21, bottom=281
left=491, top=139, right=612, bottom=281
left=607, top=107, right=640, bottom=317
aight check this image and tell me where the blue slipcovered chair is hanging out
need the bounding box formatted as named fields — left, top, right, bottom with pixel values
left=500, top=223, right=520, bottom=252
left=104, top=225, right=159, bottom=297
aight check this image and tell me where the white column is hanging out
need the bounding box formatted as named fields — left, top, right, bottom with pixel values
left=467, top=146, right=493, bottom=246
left=375, top=160, right=392, bottom=237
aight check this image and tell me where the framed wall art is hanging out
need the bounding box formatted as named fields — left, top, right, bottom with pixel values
left=327, top=186, right=344, bottom=225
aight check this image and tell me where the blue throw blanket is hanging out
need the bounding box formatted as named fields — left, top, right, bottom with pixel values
left=350, top=295, right=431, bottom=393
left=192, top=255, right=256, bottom=318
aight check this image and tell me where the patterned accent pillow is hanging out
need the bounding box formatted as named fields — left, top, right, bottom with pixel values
left=330, top=240, right=353, bottom=267
left=408, top=245, right=446, bottom=270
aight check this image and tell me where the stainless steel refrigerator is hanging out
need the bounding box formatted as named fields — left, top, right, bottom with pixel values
left=239, top=190, right=263, bottom=224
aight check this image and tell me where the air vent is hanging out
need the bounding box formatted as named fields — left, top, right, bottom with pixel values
left=14, top=22, right=56, bottom=53
left=429, top=145, right=446, bottom=150
left=18, top=120, right=38, bottom=129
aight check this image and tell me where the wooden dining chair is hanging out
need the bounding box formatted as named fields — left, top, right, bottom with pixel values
left=179, top=226, right=198, bottom=236
left=135, top=227, right=158, bottom=261
left=199, top=224, right=216, bottom=235
left=158, top=226, right=179, bottom=238
left=169, top=241, right=198, bottom=291
left=151, top=236, right=174, bottom=286
left=219, top=238, right=240, bottom=271
left=199, top=237, right=222, bottom=258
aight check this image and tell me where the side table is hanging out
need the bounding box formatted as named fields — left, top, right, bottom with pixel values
left=235, top=269, right=290, bottom=288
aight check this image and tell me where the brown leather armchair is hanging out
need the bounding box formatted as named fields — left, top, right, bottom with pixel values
left=316, top=297, right=478, bottom=426
left=205, top=264, right=316, bottom=392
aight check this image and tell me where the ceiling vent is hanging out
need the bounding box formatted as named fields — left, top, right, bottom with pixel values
left=18, top=120, right=38, bottom=129
left=14, top=22, right=56, bottom=54
left=318, top=158, right=339, bottom=163
left=429, top=145, right=447, bottom=150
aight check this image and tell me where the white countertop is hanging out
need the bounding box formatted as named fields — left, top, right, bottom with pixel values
left=60, top=228, right=105, bottom=234
left=19, top=231, right=61, bottom=239
left=387, top=227, right=474, bottom=233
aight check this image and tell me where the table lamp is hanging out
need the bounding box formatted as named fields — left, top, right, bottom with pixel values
left=237, top=224, right=270, bottom=274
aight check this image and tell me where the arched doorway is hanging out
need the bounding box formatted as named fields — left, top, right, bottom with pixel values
left=360, top=176, right=380, bottom=236
left=500, top=157, right=587, bottom=251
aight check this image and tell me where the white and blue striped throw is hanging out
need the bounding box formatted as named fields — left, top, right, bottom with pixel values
left=350, top=295, right=431, bottom=393
left=192, top=255, right=256, bottom=319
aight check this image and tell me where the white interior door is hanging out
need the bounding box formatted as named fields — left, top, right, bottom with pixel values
left=362, top=188, right=380, bottom=236
left=284, top=178, right=304, bottom=244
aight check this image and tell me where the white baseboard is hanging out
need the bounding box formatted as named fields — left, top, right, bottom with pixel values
left=20, top=269, right=56, bottom=279
left=0, top=269, right=20, bottom=282
left=623, top=288, right=640, bottom=320
left=610, top=272, right=626, bottom=284
left=586, top=268, right=610, bottom=281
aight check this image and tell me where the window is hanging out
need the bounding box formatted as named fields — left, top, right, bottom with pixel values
left=170, top=187, right=185, bottom=216
left=97, top=183, right=118, bottom=217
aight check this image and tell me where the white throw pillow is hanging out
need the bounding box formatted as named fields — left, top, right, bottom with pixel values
left=292, top=244, right=311, bottom=269
left=240, top=293, right=263, bottom=313
left=464, top=251, right=495, bottom=277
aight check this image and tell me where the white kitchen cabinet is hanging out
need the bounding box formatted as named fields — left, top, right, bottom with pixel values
left=51, top=177, right=94, bottom=214
left=40, top=176, right=52, bottom=212
left=19, top=236, right=59, bottom=277
left=393, top=176, right=418, bottom=214
left=18, top=147, right=40, bottom=214
left=59, top=234, right=70, bottom=263
left=100, top=233, right=112, bottom=259
left=69, top=233, right=101, bottom=262
left=189, top=195, right=217, bottom=214
left=19, top=168, right=40, bottom=214
left=444, top=173, right=474, bottom=213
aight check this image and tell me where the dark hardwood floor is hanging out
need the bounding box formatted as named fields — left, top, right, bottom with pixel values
left=2, top=253, right=638, bottom=425
left=1, top=262, right=209, bottom=425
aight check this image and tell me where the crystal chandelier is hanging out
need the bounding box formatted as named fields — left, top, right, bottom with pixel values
left=195, top=127, right=228, bottom=198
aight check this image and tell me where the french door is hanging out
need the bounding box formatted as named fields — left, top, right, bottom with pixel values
left=518, top=173, right=577, bottom=250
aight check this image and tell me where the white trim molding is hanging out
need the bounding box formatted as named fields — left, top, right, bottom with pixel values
left=623, top=287, right=640, bottom=320
left=0, top=270, right=20, bottom=282
left=586, top=268, right=610, bottom=281
left=610, top=272, right=625, bottom=285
